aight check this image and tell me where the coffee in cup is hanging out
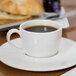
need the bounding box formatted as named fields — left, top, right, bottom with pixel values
left=24, top=25, right=57, bottom=33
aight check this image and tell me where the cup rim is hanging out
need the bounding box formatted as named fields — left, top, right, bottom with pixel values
left=19, top=19, right=62, bottom=34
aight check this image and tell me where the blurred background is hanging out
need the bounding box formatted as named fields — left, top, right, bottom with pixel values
left=38, top=0, right=76, bottom=27
left=37, top=0, right=76, bottom=41
left=0, top=0, right=76, bottom=41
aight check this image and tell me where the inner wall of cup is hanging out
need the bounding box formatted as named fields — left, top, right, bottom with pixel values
left=21, top=20, right=61, bottom=31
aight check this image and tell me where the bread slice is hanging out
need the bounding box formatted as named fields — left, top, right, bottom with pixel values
left=0, top=0, right=44, bottom=16
left=0, top=11, right=32, bottom=24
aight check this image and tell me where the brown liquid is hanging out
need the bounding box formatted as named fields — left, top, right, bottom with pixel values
left=24, top=25, right=57, bottom=33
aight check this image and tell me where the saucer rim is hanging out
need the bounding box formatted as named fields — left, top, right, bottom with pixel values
left=0, top=37, right=76, bottom=72
left=0, top=60, right=75, bottom=72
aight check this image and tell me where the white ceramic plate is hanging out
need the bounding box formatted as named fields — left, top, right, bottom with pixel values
left=0, top=38, right=76, bottom=72
left=55, top=7, right=69, bottom=28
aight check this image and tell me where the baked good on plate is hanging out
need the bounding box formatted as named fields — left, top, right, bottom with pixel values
left=0, top=0, right=44, bottom=16
left=0, top=11, right=32, bottom=24
left=0, top=0, right=44, bottom=24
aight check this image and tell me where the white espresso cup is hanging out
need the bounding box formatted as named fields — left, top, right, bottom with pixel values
left=7, top=19, right=62, bottom=57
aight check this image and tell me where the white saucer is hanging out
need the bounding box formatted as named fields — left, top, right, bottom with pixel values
left=0, top=38, right=76, bottom=72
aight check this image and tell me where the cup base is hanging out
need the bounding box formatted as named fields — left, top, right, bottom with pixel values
left=24, top=51, right=59, bottom=58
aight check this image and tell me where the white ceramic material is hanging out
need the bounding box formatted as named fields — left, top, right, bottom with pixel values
left=7, top=20, right=62, bottom=57
left=57, top=7, right=69, bottom=28
left=0, top=38, right=76, bottom=72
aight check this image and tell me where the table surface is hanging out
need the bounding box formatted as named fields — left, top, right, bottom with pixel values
left=0, top=1, right=76, bottom=76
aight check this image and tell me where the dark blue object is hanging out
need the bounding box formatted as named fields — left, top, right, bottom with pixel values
left=43, top=0, right=61, bottom=18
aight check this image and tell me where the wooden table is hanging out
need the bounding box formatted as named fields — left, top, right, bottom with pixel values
left=0, top=2, right=76, bottom=76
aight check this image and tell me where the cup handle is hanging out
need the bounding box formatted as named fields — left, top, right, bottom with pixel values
left=7, top=29, right=22, bottom=49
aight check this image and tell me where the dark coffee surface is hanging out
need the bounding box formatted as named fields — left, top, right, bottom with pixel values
left=24, top=25, right=57, bottom=33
